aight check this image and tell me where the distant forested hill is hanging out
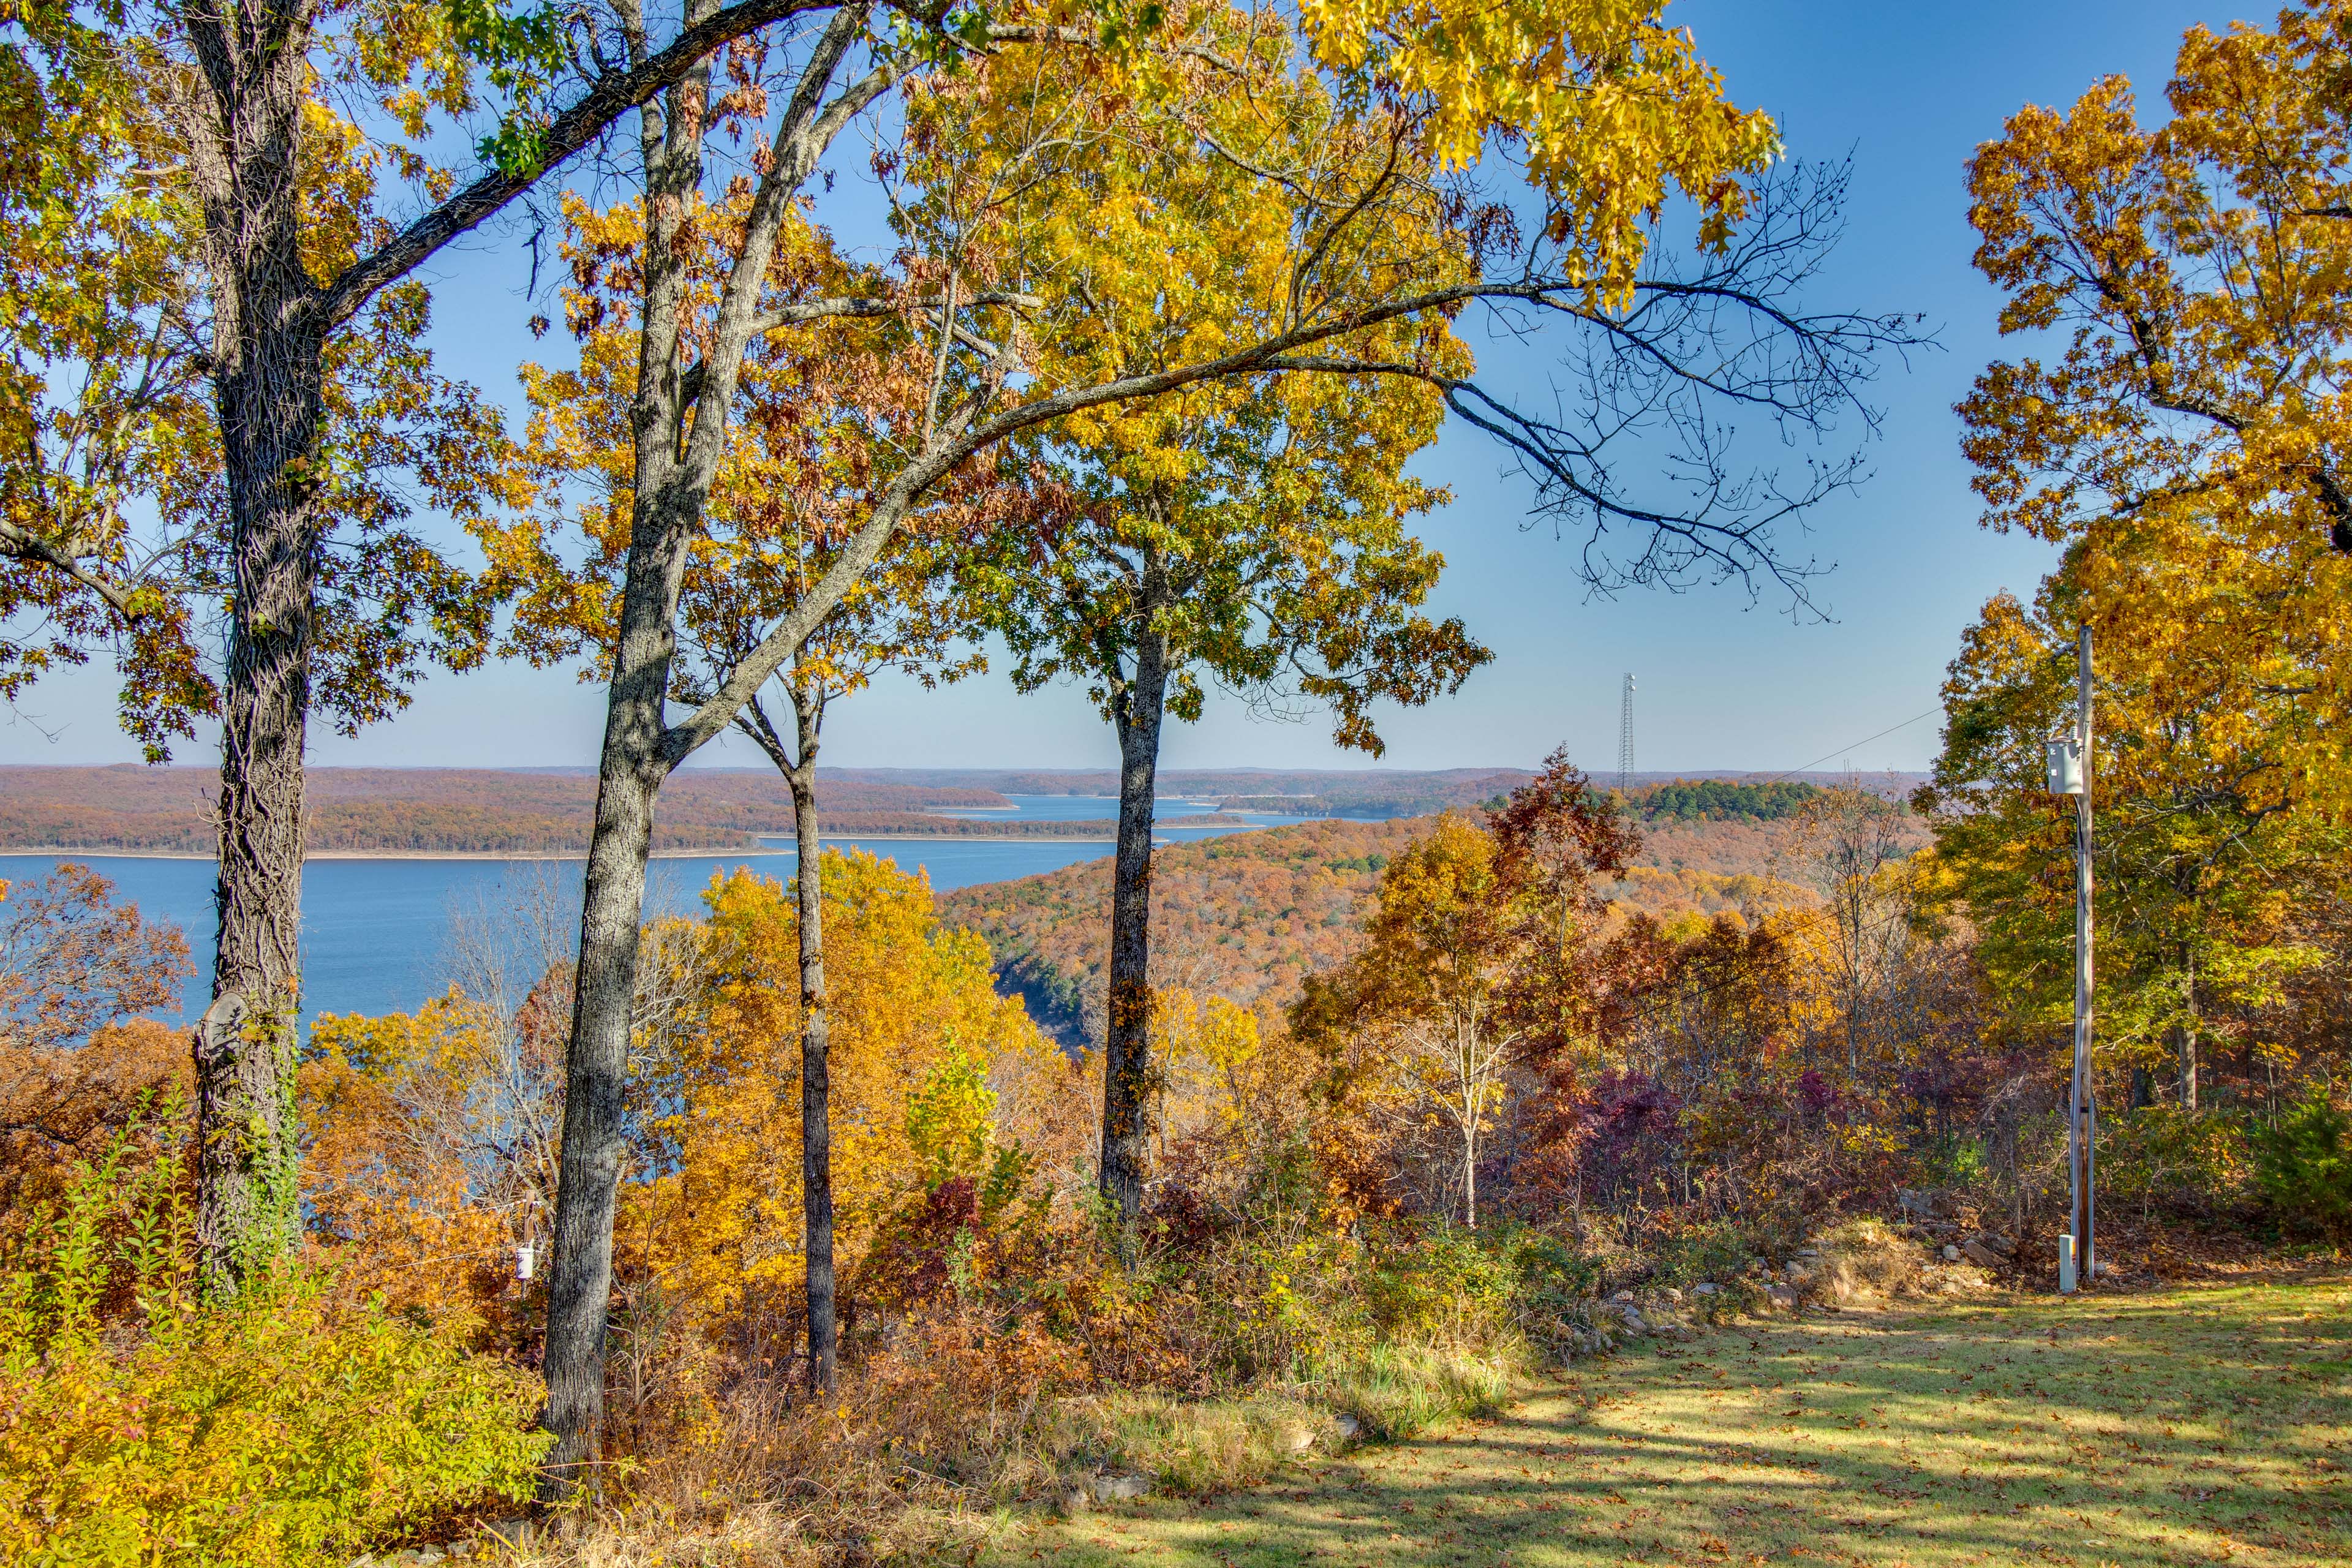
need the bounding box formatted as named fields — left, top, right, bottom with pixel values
left=938, top=818, right=1424, bottom=1047
left=1634, top=779, right=1821, bottom=821
left=0, top=767, right=1049, bottom=853
left=937, top=804, right=1920, bottom=1050
left=832, top=766, right=1922, bottom=822
left=830, top=766, right=1543, bottom=820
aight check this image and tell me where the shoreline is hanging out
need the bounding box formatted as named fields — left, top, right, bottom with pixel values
left=1, top=835, right=1128, bottom=862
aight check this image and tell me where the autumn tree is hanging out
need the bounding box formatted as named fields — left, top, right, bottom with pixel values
left=1960, top=1, right=2352, bottom=829
left=1790, top=777, right=1915, bottom=1072
left=1294, top=758, right=1632, bottom=1226
left=1950, top=3, right=2352, bottom=1135
left=499, top=186, right=999, bottom=1389
left=0, top=6, right=518, bottom=758
left=526, top=0, right=1915, bottom=1477
left=1298, top=813, right=1521, bottom=1224
left=0, top=7, right=209, bottom=735
left=623, top=854, right=1066, bottom=1393
left=1923, top=570, right=2335, bottom=1112
left=0, top=864, right=192, bottom=1229
left=938, top=34, right=1491, bottom=1232
left=0, top=864, right=189, bottom=1050
left=1488, top=747, right=1642, bottom=1069
left=0, top=0, right=926, bottom=1295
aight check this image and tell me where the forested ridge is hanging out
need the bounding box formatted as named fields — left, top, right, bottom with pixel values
left=0, top=766, right=1156, bottom=851
left=1633, top=779, right=1825, bottom=821
left=940, top=818, right=1425, bottom=1045
left=937, top=809, right=1873, bottom=1049
left=0, top=767, right=1880, bottom=852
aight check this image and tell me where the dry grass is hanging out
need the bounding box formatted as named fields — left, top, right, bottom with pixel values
left=1813, top=1215, right=1932, bottom=1303
left=991, top=1275, right=2352, bottom=1568
left=496, top=1337, right=1536, bottom=1566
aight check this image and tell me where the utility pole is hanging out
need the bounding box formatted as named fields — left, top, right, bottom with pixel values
left=2047, top=624, right=2095, bottom=1292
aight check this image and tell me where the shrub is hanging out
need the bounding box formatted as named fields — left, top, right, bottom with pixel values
left=2254, top=1090, right=2352, bottom=1234
left=1361, top=1224, right=1522, bottom=1344
left=2097, top=1106, right=2253, bottom=1220
left=1642, top=1214, right=1785, bottom=1292
left=0, top=1101, right=549, bottom=1566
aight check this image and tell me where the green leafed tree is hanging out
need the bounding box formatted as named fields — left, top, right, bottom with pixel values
left=957, top=361, right=1490, bottom=1234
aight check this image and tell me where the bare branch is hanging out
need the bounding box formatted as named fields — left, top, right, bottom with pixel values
left=316, top=0, right=843, bottom=333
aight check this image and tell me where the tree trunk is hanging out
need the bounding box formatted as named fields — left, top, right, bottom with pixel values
left=181, top=0, right=326, bottom=1295
left=540, top=714, right=668, bottom=1494
left=1099, top=556, right=1170, bottom=1235
left=1457, top=1014, right=1480, bottom=1228
left=2176, top=943, right=2199, bottom=1112
left=197, top=345, right=322, bottom=1294
left=538, top=462, right=707, bottom=1491
left=785, top=681, right=837, bottom=1391
left=538, top=24, right=714, bottom=1493
left=1463, top=1115, right=1478, bottom=1229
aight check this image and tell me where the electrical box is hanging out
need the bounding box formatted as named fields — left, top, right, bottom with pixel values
left=2046, top=739, right=2084, bottom=796
left=516, top=1243, right=537, bottom=1283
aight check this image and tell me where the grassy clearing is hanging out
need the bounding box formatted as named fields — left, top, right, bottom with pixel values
left=989, top=1276, right=2352, bottom=1568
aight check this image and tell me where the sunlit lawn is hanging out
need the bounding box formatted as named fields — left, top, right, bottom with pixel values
left=993, top=1277, right=2352, bottom=1567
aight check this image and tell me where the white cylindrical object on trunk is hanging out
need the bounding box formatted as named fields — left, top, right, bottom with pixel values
left=2046, top=739, right=2084, bottom=796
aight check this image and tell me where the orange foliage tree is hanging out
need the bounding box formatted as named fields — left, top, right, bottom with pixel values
left=622, top=851, right=1076, bottom=1399
left=0, top=864, right=191, bottom=1226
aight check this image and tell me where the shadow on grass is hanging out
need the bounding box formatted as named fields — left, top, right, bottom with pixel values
left=998, top=1278, right=2351, bottom=1568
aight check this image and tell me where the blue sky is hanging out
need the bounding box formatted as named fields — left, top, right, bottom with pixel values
left=9, top=1, right=2233, bottom=775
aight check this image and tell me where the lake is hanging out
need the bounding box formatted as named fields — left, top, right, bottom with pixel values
left=0, top=796, right=1311, bottom=1025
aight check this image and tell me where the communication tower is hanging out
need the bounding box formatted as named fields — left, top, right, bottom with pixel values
left=1616, top=674, right=1635, bottom=796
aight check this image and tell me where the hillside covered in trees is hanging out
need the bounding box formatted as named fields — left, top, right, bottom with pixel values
left=843, top=769, right=1913, bottom=822
left=937, top=807, right=1866, bottom=1048
left=0, top=767, right=1898, bottom=853
left=940, top=818, right=1420, bottom=1044
left=838, top=767, right=1541, bottom=819
left=0, top=767, right=1156, bottom=852
left=1632, top=779, right=1822, bottom=821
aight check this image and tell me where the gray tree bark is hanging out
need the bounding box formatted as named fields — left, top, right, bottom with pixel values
left=785, top=682, right=837, bottom=1390
left=2177, top=942, right=2199, bottom=1111
left=538, top=5, right=881, bottom=1490
left=538, top=13, right=719, bottom=1490
left=179, top=0, right=325, bottom=1295
left=1099, top=551, right=1170, bottom=1235
left=732, top=677, right=837, bottom=1388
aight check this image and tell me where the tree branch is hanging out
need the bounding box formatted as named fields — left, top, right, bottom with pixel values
left=0, top=519, right=143, bottom=620
left=315, top=0, right=844, bottom=333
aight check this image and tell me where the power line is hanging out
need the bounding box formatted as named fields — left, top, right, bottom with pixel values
left=1747, top=707, right=1941, bottom=785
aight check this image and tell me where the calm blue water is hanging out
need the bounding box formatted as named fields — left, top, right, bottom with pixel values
left=938, top=793, right=1234, bottom=823
left=1, top=795, right=1314, bottom=1026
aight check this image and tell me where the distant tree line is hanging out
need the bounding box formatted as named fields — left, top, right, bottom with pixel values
left=0, top=802, right=1193, bottom=854
left=1635, top=780, right=1823, bottom=823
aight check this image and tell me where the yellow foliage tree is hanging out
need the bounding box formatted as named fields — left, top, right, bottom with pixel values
left=913, top=23, right=1491, bottom=1232
left=1954, top=7, right=2352, bottom=1109
left=625, top=853, right=1071, bottom=1374
left=1960, top=2, right=2352, bottom=825
left=533, top=0, right=1913, bottom=1472
left=303, top=993, right=548, bottom=1333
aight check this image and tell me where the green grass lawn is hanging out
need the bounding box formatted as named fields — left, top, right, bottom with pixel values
left=992, top=1278, right=2352, bottom=1568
